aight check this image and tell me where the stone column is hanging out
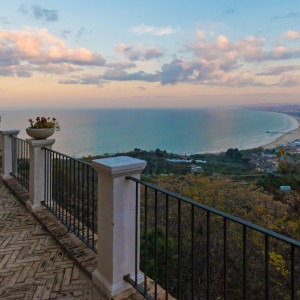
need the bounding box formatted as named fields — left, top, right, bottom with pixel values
left=27, top=139, right=55, bottom=211
left=92, top=156, right=146, bottom=298
left=0, top=130, right=20, bottom=179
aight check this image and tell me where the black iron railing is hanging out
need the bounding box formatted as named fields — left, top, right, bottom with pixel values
left=44, top=148, right=97, bottom=252
left=11, top=136, right=29, bottom=190
left=126, top=176, right=300, bottom=300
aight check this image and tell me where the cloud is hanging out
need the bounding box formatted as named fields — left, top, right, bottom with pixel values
left=59, top=79, right=79, bottom=85
left=154, top=27, right=177, bottom=36
left=258, top=65, right=300, bottom=76
left=283, top=30, right=300, bottom=41
left=32, top=6, right=58, bottom=22
left=59, top=75, right=103, bottom=86
left=160, top=59, right=190, bottom=85
left=0, top=28, right=105, bottom=78
left=269, top=45, right=300, bottom=60
left=271, top=12, right=300, bottom=20
left=76, top=27, right=92, bottom=41
left=197, top=30, right=206, bottom=40
left=103, top=32, right=300, bottom=87
left=61, top=30, right=71, bottom=39
left=279, top=75, right=300, bottom=86
left=189, top=34, right=267, bottom=64
left=223, top=8, right=235, bottom=14
left=130, top=24, right=177, bottom=36
left=19, top=4, right=28, bottom=15
left=157, top=58, right=259, bottom=86
left=80, top=76, right=103, bottom=85
left=116, top=31, right=300, bottom=86
left=105, top=61, right=136, bottom=70
left=66, top=31, right=300, bottom=88
left=116, top=43, right=163, bottom=61
left=59, top=74, right=109, bottom=86
left=96, top=57, right=260, bottom=87
left=0, top=65, right=33, bottom=78
left=37, top=63, right=79, bottom=75
left=19, top=5, right=58, bottom=22
left=102, top=69, right=159, bottom=82
left=3, top=26, right=299, bottom=89
left=0, top=68, right=15, bottom=77
left=188, top=32, right=300, bottom=64
left=0, top=17, right=11, bottom=25
left=218, top=73, right=261, bottom=87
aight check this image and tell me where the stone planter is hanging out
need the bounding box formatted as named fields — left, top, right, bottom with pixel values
left=26, top=127, right=55, bottom=140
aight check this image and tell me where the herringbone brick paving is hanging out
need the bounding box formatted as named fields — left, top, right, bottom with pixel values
left=0, top=180, right=103, bottom=300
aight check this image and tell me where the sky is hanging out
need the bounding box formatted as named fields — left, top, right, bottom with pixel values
left=0, top=0, right=300, bottom=108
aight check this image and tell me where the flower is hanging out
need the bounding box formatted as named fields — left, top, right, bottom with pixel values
left=28, top=117, right=60, bottom=130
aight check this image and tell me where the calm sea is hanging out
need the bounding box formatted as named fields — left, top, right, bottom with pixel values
left=0, top=108, right=297, bottom=157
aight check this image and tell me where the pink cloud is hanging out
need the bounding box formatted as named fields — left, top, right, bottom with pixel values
left=128, top=32, right=300, bottom=86
left=283, top=30, right=300, bottom=41
left=279, top=74, right=300, bottom=86
left=0, top=28, right=105, bottom=77
left=188, top=33, right=300, bottom=64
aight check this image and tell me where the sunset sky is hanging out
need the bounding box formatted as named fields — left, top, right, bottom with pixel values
left=1, top=1, right=300, bottom=108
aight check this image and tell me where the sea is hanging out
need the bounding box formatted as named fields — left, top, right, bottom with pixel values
left=0, top=108, right=298, bottom=157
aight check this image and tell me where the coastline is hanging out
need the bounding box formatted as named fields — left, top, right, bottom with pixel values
left=263, top=114, right=300, bottom=149
left=78, top=113, right=300, bottom=157
left=3, top=108, right=299, bottom=157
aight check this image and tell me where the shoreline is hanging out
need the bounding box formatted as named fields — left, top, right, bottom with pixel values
left=78, top=113, right=300, bottom=158
left=262, top=114, right=300, bottom=149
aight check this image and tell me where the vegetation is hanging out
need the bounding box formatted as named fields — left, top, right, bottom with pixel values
left=148, top=174, right=299, bottom=241
left=140, top=174, right=299, bottom=299
left=82, top=146, right=300, bottom=191
left=82, top=146, right=300, bottom=298
left=82, top=147, right=257, bottom=176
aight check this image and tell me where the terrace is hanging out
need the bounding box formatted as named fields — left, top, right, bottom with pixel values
left=0, top=129, right=299, bottom=299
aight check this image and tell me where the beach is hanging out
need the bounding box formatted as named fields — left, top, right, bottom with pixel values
left=263, top=115, right=300, bottom=149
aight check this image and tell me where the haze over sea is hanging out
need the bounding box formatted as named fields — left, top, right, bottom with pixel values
left=1, top=108, right=298, bottom=157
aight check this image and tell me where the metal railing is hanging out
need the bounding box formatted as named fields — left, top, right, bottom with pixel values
left=11, top=136, right=29, bottom=190
left=44, top=148, right=97, bottom=252
left=126, top=176, right=300, bottom=300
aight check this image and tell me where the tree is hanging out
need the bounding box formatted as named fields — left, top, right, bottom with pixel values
left=225, top=148, right=242, bottom=160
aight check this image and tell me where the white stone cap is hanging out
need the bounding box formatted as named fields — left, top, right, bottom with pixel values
left=26, top=139, right=55, bottom=147
left=0, top=129, right=20, bottom=135
left=92, top=156, right=146, bottom=176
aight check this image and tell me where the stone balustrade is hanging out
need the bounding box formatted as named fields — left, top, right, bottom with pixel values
left=0, top=130, right=147, bottom=299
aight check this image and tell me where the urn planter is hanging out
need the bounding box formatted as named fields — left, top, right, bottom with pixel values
left=26, top=127, right=55, bottom=140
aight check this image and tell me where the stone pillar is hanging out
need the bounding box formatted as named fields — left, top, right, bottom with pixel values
left=0, top=130, right=20, bottom=179
left=92, top=156, right=146, bottom=298
left=27, top=139, right=55, bottom=211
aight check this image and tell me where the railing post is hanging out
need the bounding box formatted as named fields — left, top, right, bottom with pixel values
left=0, top=129, right=20, bottom=179
left=26, top=139, right=55, bottom=211
left=92, top=156, right=146, bottom=298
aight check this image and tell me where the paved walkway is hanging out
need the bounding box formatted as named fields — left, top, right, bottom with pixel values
left=0, top=180, right=103, bottom=299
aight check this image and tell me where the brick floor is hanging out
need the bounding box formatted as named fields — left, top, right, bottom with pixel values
left=0, top=179, right=104, bottom=300
left=0, top=178, right=166, bottom=300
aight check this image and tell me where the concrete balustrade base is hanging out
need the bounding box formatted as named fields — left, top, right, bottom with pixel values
left=93, top=270, right=144, bottom=298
